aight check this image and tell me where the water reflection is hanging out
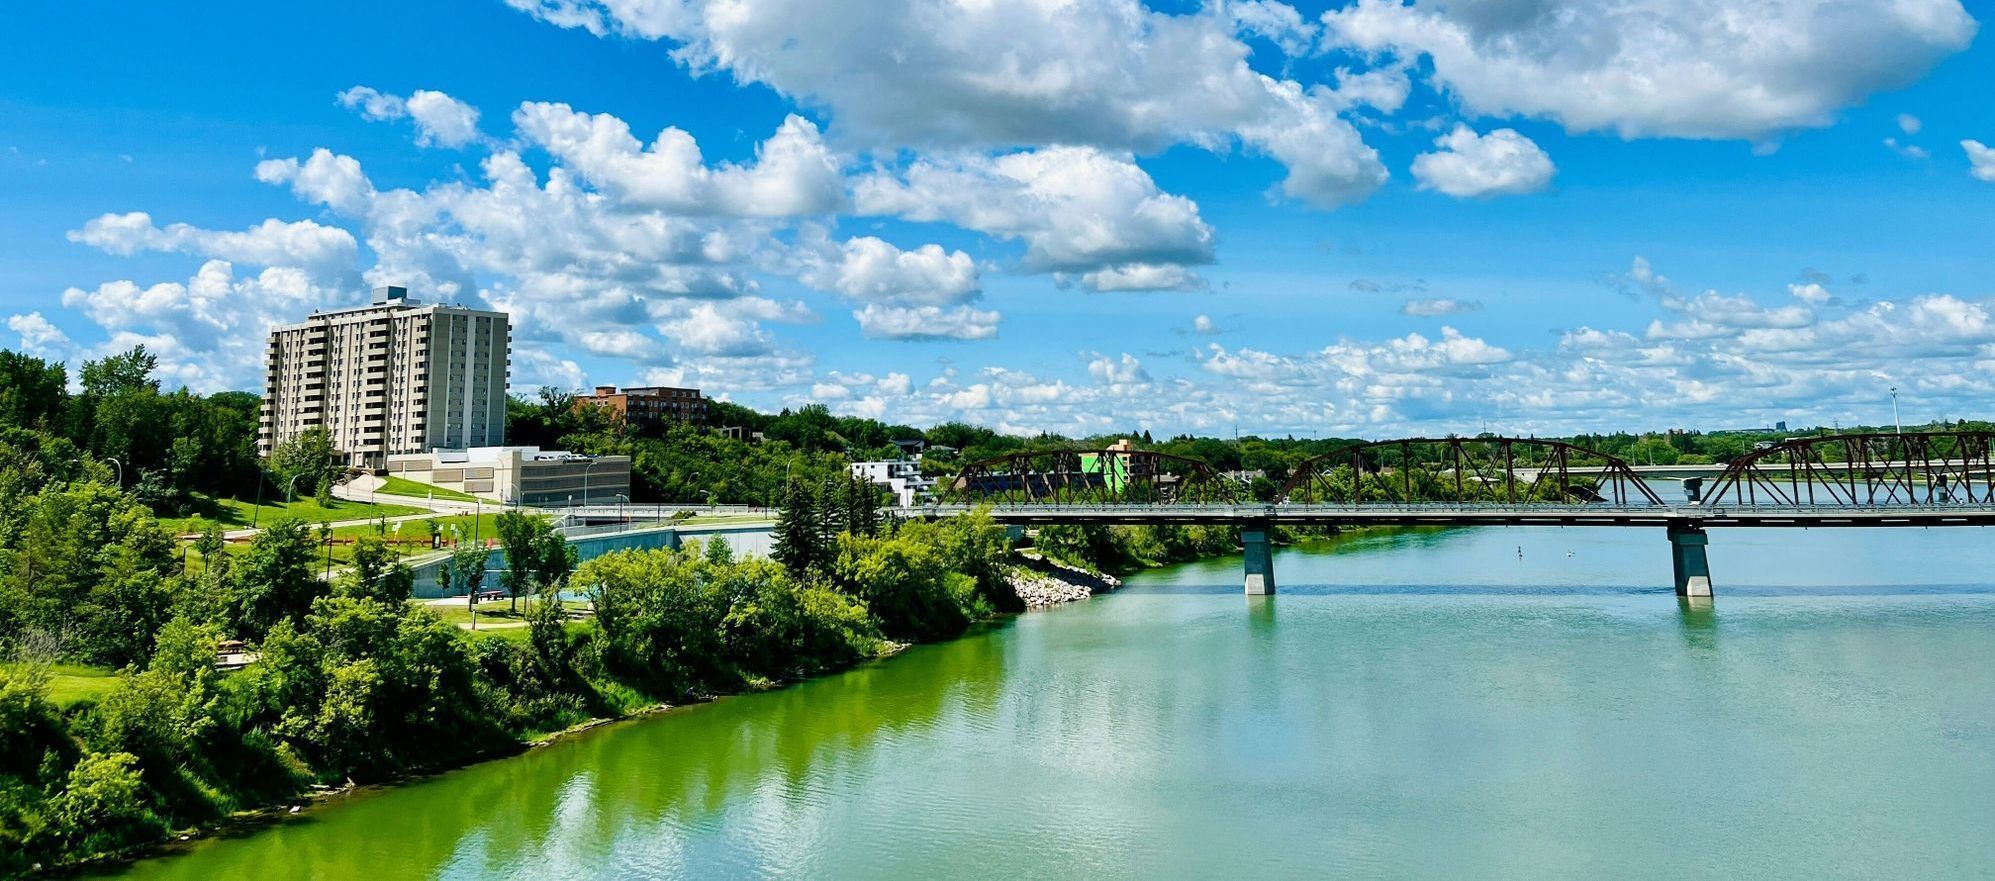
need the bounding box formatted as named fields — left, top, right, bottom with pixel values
left=109, top=627, right=1012, bottom=881
left=1676, top=596, right=1719, bottom=652
left=104, top=527, right=1995, bottom=880
left=1244, top=595, right=1276, bottom=630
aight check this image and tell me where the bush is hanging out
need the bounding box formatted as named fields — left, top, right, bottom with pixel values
left=578, top=543, right=890, bottom=693
left=831, top=529, right=988, bottom=642
left=47, top=752, right=166, bottom=859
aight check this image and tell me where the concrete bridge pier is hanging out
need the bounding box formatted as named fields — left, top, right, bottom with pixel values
left=1243, top=523, right=1276, bottom=595
left=1667, top=521, right=1713, bottom=598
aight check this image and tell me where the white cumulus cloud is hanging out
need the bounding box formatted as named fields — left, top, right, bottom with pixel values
left=852, top=304, right=1000, bottom=341
left=1322, top=0, right=1976, bottom=140
left=68, top=212, right=359, bottom=282
left=800, top=236, right=980, bottom=307
left=506, top=0, right=1389, bottom=210
left=337, top=86, right=483, bottom=148
left=856, top=146, right=1215, bottom=284
left=6, top=312, right=72, bottom=358
left=1965, top=140, right=1995, bottom=182
left=1411, top=125, right=1554, bottom=198
left=513, top=104, right=844, bottom=216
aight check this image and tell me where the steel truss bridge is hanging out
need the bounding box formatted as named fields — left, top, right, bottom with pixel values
left=921, top=432, right=1995, bottom=597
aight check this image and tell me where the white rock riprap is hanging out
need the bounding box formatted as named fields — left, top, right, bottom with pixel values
left=1008, top=556, right=1122, bottom=609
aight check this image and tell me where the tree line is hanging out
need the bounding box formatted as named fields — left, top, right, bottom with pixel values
left=0, top=442, right=1013, bottom=876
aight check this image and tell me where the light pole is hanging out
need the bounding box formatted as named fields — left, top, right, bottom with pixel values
left=1889, top=386, right=1903, bottom=435
left=615, top=492, right=629, bottom=526
left=252, top=470, right=267, bottom=529
left=105, top=457, right=122, bottom=488
left=581, top=458, right=601, bottom=514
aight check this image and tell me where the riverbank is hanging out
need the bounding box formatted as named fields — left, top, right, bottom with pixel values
left=27, top=516, right=1084, bottom=879
left=1009, top=553, right=1124, bottom=607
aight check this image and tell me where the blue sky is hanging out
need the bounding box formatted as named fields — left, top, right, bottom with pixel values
left=3, top=0, right=1992, bottom=437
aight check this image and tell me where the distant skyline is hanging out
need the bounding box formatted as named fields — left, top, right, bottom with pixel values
left=3, top=0, right=1992, bottom=437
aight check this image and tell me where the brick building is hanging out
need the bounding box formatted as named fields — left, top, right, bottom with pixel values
left=573, top=385, right=708, bottom=431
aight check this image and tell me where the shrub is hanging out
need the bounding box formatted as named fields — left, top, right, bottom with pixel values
left=47, top=752, right=166, bottom=859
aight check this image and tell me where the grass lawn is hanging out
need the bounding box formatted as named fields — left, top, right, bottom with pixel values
left=177, top=511, right=553, bottom=570
left=162, top=493, right=423, bottom=534
left=330, top=512, right=546, bottom=547
left=373, top=474, right=481, bottom=503
left=415, top=596, right=592, bottom=641
left=1, top=663, right=121, bottom=707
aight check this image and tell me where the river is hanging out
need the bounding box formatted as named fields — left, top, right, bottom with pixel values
left=102, top=526, right=1995, bottom=879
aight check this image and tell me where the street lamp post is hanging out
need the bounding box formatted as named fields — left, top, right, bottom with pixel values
left=581, top=459, right=601, bottom=511
left=1890, top=386, right=1903, bottom=435
left=105, top=457, right=122, bottom=488
left=252, top=470, right=267, bottom=529
left=615, top=492, right=629, bottom=526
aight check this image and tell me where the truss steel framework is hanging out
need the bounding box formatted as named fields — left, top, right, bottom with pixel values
left=1276, top=437, right=1667, bottom=506
left=1701, top=431, right=1995, bottom=507
left=943, top=448, right=1242, bottom=505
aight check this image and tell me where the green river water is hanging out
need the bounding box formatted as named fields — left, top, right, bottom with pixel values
left=101, top=527, right=1995, bottom=879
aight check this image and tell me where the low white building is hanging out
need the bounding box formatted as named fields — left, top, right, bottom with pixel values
left=386, top=446, right=632, bottom=506
left=850, top=459, right=935, bottom=507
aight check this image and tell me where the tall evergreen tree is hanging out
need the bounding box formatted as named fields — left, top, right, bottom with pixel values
left=771, top=476, right=822, bottom=578
left=844, top=475, right=881, bottom=537
left=816, top=474, right=846, bottom=547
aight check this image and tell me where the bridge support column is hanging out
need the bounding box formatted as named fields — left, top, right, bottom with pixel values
left=1243, top=523, right=1275, bottom=595
left=1667, top=522, right=1713, bottom=598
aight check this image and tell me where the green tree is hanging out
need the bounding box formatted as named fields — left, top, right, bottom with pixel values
left=525, top=584, right=569, bottom=682
left=702, top=535, right=734, bottom=566
left=831, top=530, right=979, bottom=641
left=340, top=536, right=415, bottom=604
left=533, top=530, right=576, bottom=597
left=492, top=511, right=546, bottom=612
left=226, top=520, right=322, bottom=639
left=771, top=477, right=825, bottom=578
left=269, top=428, right=341, bottom=502
left=78, top=347, right=159, bottom=397
left=449, top=545, right=490, bottom=612
left=0, top=482, right=177, bottom=666
left=0, top=350, right=68, bottom=432
left=195, top=522, right=227, bottom=576
left=843, top=474, right=881, bottom=537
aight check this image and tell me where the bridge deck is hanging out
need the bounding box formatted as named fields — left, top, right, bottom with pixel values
left=903, top=504, right=1995, bottom=528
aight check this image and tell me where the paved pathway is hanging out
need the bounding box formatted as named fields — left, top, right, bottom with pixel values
left=335, top=475, right=491, bottom=514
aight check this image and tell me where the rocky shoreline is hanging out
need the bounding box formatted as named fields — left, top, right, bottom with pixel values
left=1008, top=554, right=1122, bottom=608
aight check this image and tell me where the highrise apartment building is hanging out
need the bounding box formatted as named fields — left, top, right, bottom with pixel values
left=259, top=286, right=511, bottom=468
